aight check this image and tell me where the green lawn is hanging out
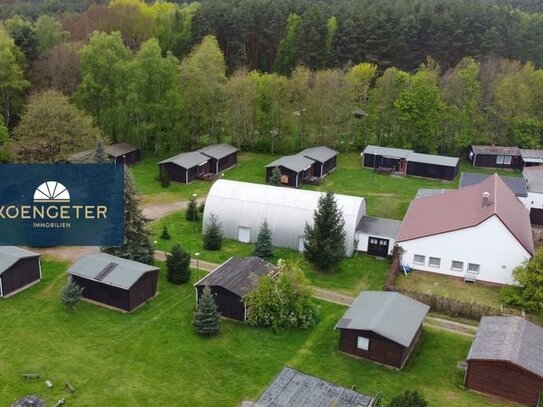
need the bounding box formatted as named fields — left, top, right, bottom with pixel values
left=0, top=260, right=513, bottom=407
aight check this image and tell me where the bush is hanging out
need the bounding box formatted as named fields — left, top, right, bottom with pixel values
left=193, top=285, right=221, bottom=336
left=186, top=195, right=199, bottom=221
left=269, top=167, right=282, bottom=186
left=387, top=390, right=428, bottom=407
left=166, top=244, right=191, bottom=285
left=160, top=225, right=171, bottom=240
left=156, top=168, right=170, bottom=188
left=61, top=277, right=84, bottom=310
left=203, top=214, right=223, bottom=250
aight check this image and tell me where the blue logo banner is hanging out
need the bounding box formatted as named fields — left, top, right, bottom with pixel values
left=0, top=164, right=124, bottom=246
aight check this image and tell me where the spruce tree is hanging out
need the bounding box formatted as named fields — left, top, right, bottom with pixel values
left=186, top=195, right=199, bottom=221
left=166, top=244, right=191, bottom=284
left=102, top=167, right=155, bottom=264
left=269, top=167, right=282, bottom=186
left=160, top=225, right=171, bottom=240
left=253, top=220, right=273, bottom=258
left=61, top=277, right=84, bottom=310
left=93, top=139, right=109, bottom=163
left=387, top=390, right=428, bottom=407
left=193, top=285, right=221, bottom=336
left=203, top=214, right=223, bottom=250
left=303, top=191, right=346, bottom=271
left=157, top=168, right=170, bottom=188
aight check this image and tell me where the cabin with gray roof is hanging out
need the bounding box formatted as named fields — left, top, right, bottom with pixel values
left=355, top=216, right=401, bottom=256
left=158, top=151, right=211, bottom=184
left=299, top=146, right=338, bottom=178
left=194, top=257, right=275, bottom=321
left=335, top=291, right=429, bottom=369
left=465, top=316, right=543, bottom=406
left=106, top=143, right=141, bottom=165
left=469, top=145, right=522, bottom=169
left=68, top=253, right=159, bottom=312
left=265, top=155, right=316, bottom=187
left=0, top=246, right=41, bottom=298
left=198, top=143, right=239, bottom=174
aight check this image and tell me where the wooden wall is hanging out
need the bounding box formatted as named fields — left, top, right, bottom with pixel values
left=197, top=285, right=245, bottom=321
left=128, top=270, right=159, bottom=311
left=1, top=257, right=40, bottom=297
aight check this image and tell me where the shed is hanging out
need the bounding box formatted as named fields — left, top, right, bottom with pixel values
left=460, top=172, right=527, bottom=198
left=106, top=143, right=141, bottom=165
left=254, top=366, right=373, bottom=407
left=199, top=143, right=239, bottom=174
left=265, top=155, right=316, bottom=187
left=335, top=291, right=429, bottom=369
left=68, top=253, right=159, bottom=312
left=158, top=151, right=211, bottom=184
left=469, top=145, right=521, bottom=169
left=406, top=152, right=460, bottom=181
left=355, top=216, right=401, bottom=256
left=194, top=257, right=275, bottom=321
left=203, top=180, right=366, bottom=255
left=298, top=146, right=338, bottom=178
left=0, top=246, right=41, bottom=298
left=520, top=149, right=543, bottom=168
left=465, top=316, right=543, bottom=406
left=361, top=145, right=411, bottom=173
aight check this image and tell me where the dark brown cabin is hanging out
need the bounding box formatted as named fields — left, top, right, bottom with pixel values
left=469, top=145, right=522, bottom=169
left=465, top=316, right=543, bottom=406
left=265, top=155, right=315, bottom=188
left=199, top=144, right=239, bottom=174
left=68, top=253, right=159, bottom=312
left=0, top=247, right=41, bottom=298
left=106, top=143, right=141, bottom=166
left=158, top=151, right=211, bottom=184
left=299, top=146, right=338, bottom=178
left=335, top=291, right=429, bottom=369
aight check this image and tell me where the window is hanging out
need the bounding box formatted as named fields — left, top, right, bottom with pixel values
left=413, top=254, right=425, bottom=265
left=429, top=257, right=441, bottom=268
left=504, top=156, right=512, bottom=165
left=467, top=263, right=480, bottom=274
left=451, top=261, right=464, bottom=271
left=496, top=155, right=505, bottom=164
left=357, top=336, right=369, bottom=351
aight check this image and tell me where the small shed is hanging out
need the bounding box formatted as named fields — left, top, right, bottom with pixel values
left=0, top=246, right=41, bottom=298
left=69, top=253, right=159, bottom=312
left=465, top=316, right=543, bottom=406
left=469, top=145, right=521, bottom=169
left=199, top=143, right=239, bottom=174
left=299, top=146, right=338, bottom=178
left=335, top=291, right=429, bottom=369
left=406, top=152, right=460, bottom=181
left=520, top=149, right=543, bottom=168
left=255, top=366, right=373, bottom=407
left=158, top=151, right=211, bottom=184
left=361, top=145, right=411, bottom=173
left=106, top=143, right=141, bottom=165
left=265, top=155, right=316, bottom=187
left=355, top=216, right=401, bottom=257
left=194, top=256, right=275, bottom=321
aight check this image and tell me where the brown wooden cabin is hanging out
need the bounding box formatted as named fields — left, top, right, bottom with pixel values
left=158, top=151, right=211, bottom=184
left=0, top=247, right=41, bottom=298
left=106, top=143, right=141, bottom=166
left=361, top=145, right=411, bottom=173
left=299, top=146, right=338, bottom=178
left=469, top=145, right=522, bottom=169
left=69, top=253, right=159, bottom=312
left=465, top=316, right=543, bottom=406
left=265, top=155, right=315, bottom=188
left=199, top=144, right=239, bottom=174
left=194, top=257, right=275, bottom=321
left=335, top=291, right=429, bottom=369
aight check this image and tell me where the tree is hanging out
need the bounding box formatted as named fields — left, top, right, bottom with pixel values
left=102, top=167, right=155, bottom=264
left=269, top=167, right=282, bottom=186
left=93, top=139, right=109, bottom=163
left=203, top=214, right=223, bottom=251
left=35, top=15, right=68, bottom=54
left=245, top=260, right=319, bottom=332
left=225, top=69, right=258, bottom=150
left=186, top=195, right=199, bottom=221
left=60, top=277, right=84, bottom=310
left=157, top=167, right=170, bottom=188
left=166, top=244, right=191, bottom=284
left=193, top=285, right=221, bottom=336
left=4, top=15, right=38, bottom=63
left=160, top=225, right=171, bottom=240
left=303, top=191, right=346, bottom=271
left=31, top=42, right=82, bottom=95
left=253, top=220, right=273, bottom=259
left=387, top=390, right=428, bottom=407
left=0, top=116, right=13, bottom=162
left=15, top=90, right=100, bottom=162
left=274, top=13, right=301, bottom=75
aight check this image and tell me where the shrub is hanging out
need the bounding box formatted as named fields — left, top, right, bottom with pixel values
left=269, top=167, right=282, bottom=186
left=387, top=390, right=428, bottom=407
left=203, top=214, right=223, bottom=250
left=186, top=195, right=199, bottom=221
left=160, top=225, right=171, bottom=240
left=61, top=277, right=84, bottom=310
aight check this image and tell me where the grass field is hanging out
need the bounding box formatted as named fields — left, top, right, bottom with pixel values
left=0, top=260, right=513, bottom=407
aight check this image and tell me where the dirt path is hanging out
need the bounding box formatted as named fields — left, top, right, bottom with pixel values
left=142, top=197, right=206, bottom=220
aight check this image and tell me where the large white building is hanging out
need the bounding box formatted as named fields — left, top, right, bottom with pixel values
left=203, top=180, right=366, bottom=255
left=397, top=174, right=533, bottom=285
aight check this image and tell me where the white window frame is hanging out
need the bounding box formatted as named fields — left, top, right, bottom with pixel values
left=467, top=263, right=480, bottom=274
left=496, top=155, right=505, bottom=164
left=413, top=254, right=425, bottom=265
left=357, top=336, right=369, bottom=351
left=451, top=260, right=464, bottom=272
left=429, top=257, right=441, bottom=268
left=504, top=155, right=512, bottom=165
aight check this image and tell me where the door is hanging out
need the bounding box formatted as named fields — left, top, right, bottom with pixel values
left=238, top=226, right=251, bottom=243
left=367, top=237, right=389, bottom=257
left=530, top=208, right=543, bottom=225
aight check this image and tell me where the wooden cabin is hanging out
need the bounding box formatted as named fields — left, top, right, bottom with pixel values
left=361, top=145, right=411, bottom=173
left=106, top=143, right=141, bottom=165
left=406, top=152, right=460, bottom=181
left=0, top=247, right=41, bottom=298
left=299, top=146, right=338, bottom=178
left=158, top=151, right=211, bottom=184
left=265, top=155, right=315, bottom=188
left=469, top=145, right=522, bottom=169
left=198, top=144, right=239, bottom=174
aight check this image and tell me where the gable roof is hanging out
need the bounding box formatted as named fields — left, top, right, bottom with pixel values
left=520, top=149, right=543, bottom=164
left=255, top=367, right=373, bottom=407
left=299, top=146, right=338, bottom=163
left=159, top=151, right=210, bottom=169
left=265, top=155, right=315, bottom=173
left=195, top=257, right=275, bottom=297
left=471, top=145, right=520, bottom=156
left=106, top=143, right=139, bottom=158
left=397, top=174, right=534, bottom=255
left=467, top=316, right=543, bottom=378
left=335, top=291, right=429, bottom=347
left=356, top=216, right=401, bottom=239
left=199, top=143, right=238, bottom=160
left=460, top=172, right=527, bottom=197
left=0, top=246, right=40, bottom=276
left=362, top=145, right=412, bottom=159
left=407, top=152, right=459, bottom=167
left=524, top=166, right=543, bottom=194
left=68, top=253, right=158, bottom=290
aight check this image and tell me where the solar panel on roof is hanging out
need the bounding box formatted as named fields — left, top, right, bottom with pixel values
left=95, top=262, right=118, bottom=281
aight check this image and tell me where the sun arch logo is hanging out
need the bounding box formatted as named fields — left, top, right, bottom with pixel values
left=33, top=181, right=71, bottom=203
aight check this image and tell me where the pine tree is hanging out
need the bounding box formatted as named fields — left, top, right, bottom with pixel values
left=203, top=214, right=223, bottom=250
left=186, top=195, right=199, bottom=221
left=102, top=168, right=155, bottom=264
left=387, top=390, right=428, bottom=407
left=253, top=220, right=273, bottom=258
left=93, top=139, right=109, bottom=163
left=193, top=285, right=220, bottom=336
left=269, top=167, right=282, bottom=186
left=156, top=168, right=170, bottom=188
left=160, top=225, right=171, bottom=240
left=61, top=277, right=84, bottom=310
left=166, top=244, right=191, bottom=284
left=303, top=191, right=346, bottom=271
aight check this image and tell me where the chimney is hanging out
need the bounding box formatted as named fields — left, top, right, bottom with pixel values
left=482, top=192, right=490, bottom=208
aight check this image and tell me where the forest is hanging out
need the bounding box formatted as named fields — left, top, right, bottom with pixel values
left=1, top=0, right=543, bottom=161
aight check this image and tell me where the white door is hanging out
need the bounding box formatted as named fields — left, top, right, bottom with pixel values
left=238, top=226, right=251, bottom=243
left=298, top=236, right=305, bottom=252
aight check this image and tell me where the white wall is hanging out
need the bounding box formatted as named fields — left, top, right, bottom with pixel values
left=526, top=192, right=543, bottom=210
left=398, top=216, right=531, bottom=285
left=356, top=232, right=396, bottom=255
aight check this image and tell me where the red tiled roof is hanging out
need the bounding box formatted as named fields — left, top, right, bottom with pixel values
left=397, top=174, right=534, bottom=255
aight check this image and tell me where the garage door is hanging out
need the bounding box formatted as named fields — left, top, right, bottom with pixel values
left=367, top=237, right=389, bottom=257
left=530, top=208, right=543, bottom=225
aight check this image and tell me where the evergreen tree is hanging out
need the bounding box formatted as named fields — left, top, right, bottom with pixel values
left=93, top=139, right=109, bottom=163
left=269, top=167, right=282, bottom=186
left=203, top=214, right=223, bottom=250
left=160, top=225, right=171, bottom=240
left=193, top=285, right=221, bottom=336
left=253, top=220, right=273, bottom=259
left=274, top=13, right=301, bottom=75
left=186, top=195, right=199, bottom=221
left=166, top=244, right=191, bottom=284
left=60, top=277, right=84, bottom=310
left=387, top=390, right=428, bottom=407
left=156, top=168, right=171, bottom=188
left=102, top=168, right=155, bottom=264
left=303, top=192, right=346, bottom=271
